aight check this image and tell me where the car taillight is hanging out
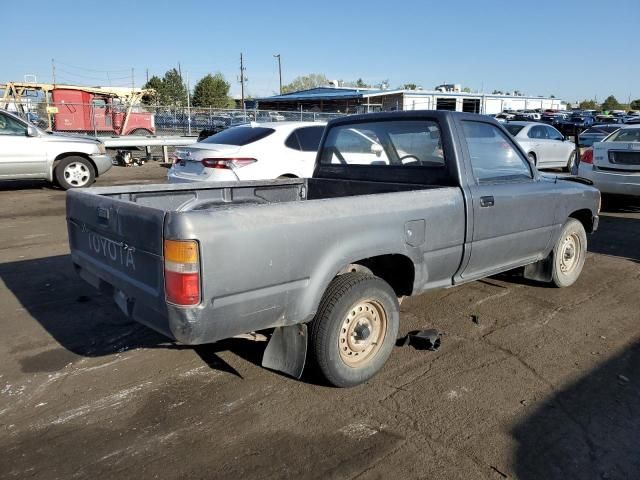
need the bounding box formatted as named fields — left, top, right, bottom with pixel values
left=164, top=239, right=200, bottom=306
left=201, top=158, right=257, bottom=169
left=581, top=148, right=594, bottom=164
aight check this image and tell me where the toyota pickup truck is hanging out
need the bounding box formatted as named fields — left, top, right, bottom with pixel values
left=66, top=111, right=600, bottom=387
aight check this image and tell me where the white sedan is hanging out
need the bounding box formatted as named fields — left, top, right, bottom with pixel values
left=503, top=121, right=577, bottom=170
left=168, top=121, right=326, bottom=183
left=577, top=124, right=640, bottom=196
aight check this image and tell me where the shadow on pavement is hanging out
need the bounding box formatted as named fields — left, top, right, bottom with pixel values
left=512, top=341, right=640, bottom=480
left=0, top=179, right=55, bottom=191
left=590, top=213, right=640, bottom=264
left=0, top=254, right=266, bottom=376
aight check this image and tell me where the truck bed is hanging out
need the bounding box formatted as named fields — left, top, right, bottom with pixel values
left=67, top=178, right=465, bottom=344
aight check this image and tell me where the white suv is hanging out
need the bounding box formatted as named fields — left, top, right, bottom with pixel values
left=0, top=109, right=113, bottom=189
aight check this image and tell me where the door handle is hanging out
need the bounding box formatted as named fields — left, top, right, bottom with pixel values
left=480, top=196, right=494, bottom=207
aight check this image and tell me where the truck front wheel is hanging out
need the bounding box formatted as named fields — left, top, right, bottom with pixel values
left=309, top=272, right=399, bottom=387
left=551, top=218, right=587, bottom=287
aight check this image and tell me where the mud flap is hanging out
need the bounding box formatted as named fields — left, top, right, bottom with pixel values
left=262, top=324, right=307, bottom=379
left=524, top=253, right=553, bottom=283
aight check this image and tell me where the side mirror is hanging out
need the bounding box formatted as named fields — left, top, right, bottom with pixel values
left=370, top=143, right=384, bottom=157
left=26, top=126, right=38, bottom=137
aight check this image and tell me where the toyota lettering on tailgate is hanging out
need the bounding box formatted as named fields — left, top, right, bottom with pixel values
left=88, top=232, right=136, bottom=271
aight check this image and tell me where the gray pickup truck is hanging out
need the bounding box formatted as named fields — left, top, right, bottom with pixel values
left=67, top=111, right=600, bottom=387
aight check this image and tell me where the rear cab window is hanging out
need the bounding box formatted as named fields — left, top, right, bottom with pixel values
left=201, top=126, right=275, bottom=146
left=319, top=120, right=444, bottom=167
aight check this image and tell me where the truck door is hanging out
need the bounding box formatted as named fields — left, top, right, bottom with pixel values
left=90, top=98, right=108, bottom=132
left=458, top=119, right=558, bottom=281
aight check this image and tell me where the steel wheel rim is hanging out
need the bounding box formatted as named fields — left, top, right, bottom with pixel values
left=560, top=233, right=581, bottom=273
left=64, top=162, right=90, bottom=187
left=339, top=299, right=387, bottom=367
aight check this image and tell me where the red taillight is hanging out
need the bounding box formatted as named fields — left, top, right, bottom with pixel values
left=164, top=240, right=200, bottom=306
left=201, top=158, right=257, bottom=169
left=581, top=148, right=594, bottom=164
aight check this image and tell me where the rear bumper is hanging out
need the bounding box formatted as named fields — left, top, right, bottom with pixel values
left=577, top=164, right=640, bottom=196
left=167, top=168, right=237, bottom=184
left=90, top=154, right=115, bottom=176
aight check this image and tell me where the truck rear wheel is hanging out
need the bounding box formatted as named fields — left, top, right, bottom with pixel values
left=55, top=156, right=95, bottom=189
left=551, top=218, right=587, bottom=288
left=309, top=272, right=399, bottom=387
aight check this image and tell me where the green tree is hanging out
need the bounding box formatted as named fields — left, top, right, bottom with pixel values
left=141, top=75, right=163, bottom=105
left=356, top=78, right=370, bottom=88
left=630, top=99, right=640, bottom=111
left=403, top=83, right=418, bottom=90
left=192, top=73, right=232, bottom=108
left=579, top=99, right=598, bottom=110
left=160, top=68, right=187, bottom=106
left=601, top=95, right=620, bottom=111
left=282, top=73, right=329, bottom=93
left=492, top=90, right=503, bottom=95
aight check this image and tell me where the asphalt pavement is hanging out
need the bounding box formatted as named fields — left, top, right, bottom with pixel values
left=1, top=164, right=639, bottom=479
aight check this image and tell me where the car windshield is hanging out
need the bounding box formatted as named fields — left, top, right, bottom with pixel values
left=606, top=128, right=640, bottom=143
left=200, top=126, right=275, bottom=145
left=504, top=124, right=524, bottom=136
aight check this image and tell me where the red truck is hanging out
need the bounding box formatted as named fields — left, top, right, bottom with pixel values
left=1, top=82, right=155, bottom=136
left=52, top=88, right=155, bottom=136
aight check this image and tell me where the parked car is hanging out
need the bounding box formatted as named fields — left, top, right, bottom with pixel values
left=256, top=111, right=286, bottom=122
left=578, top=125, right=621, bottom=147
left=67, top=111, right=600, bottom=387
left=503, top=121, right=576, bottom=170
left=168, top=121, right=326, bottom=183
left=577, top=124, right=640, bottom=196
left=0, top=109, right=112, bottom=189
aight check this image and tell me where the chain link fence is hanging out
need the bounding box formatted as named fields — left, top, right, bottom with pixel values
left=5, top=101, right=344, bottom=137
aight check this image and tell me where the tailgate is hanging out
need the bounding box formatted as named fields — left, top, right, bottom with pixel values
left=66, top=189, right=166, bottom=309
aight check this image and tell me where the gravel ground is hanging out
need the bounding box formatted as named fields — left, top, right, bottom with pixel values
left=0, top=162, right=639, bottom=479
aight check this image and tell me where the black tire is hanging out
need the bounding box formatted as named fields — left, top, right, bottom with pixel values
left=129, top=128, right=153, bottom=136
left=54, top=156, right=96, bottom=190
left=551, top=218, right=587, bottom=288
left=309, top=272, right=399, bottom=387
left=528, top=152, right=537, bottom=166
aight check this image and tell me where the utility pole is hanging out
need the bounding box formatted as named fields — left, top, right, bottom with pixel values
left=52, top=58, right=56, bottom=85
left=239, top=53, right=247, bottom=111
left=146, top=68, right=149, bottom=84
left=131, top=68, right=135, bottom=92
left=186, top=72, right=191, bottom=136
left=273, top=54, right=282, bottom=94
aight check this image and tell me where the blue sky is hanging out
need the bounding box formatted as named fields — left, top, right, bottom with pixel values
left=2, top=0, right=638, bottom=103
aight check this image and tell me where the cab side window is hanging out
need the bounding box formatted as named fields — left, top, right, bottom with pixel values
left=0, top=113, right=28, bottom=136
left=462, top=121, right=533, bottom=183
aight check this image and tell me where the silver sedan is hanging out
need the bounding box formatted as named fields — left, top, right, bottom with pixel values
left=504, top=121, right=577, bottom=170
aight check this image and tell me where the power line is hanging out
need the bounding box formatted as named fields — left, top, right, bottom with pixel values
left=55, top=60, right=130, bottom=73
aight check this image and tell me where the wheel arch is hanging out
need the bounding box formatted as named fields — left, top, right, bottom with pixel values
left=297, top=252, right=416, bottom=326
left=52, top=152, right=98, bottom=180
left=568, top=208, right=595, bottom=233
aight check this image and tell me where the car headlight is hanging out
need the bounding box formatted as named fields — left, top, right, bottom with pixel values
left=97, top=142, right=106, bottom=154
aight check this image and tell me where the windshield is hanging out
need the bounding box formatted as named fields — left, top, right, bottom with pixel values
left=605, top=128, right=640, bottom=143
left=504, top=124, right=524, bottom=136
left=201, top=126, right=275, bottom=145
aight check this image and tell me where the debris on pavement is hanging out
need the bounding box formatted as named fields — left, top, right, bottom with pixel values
left=398, top=329, right=441, bottom=351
